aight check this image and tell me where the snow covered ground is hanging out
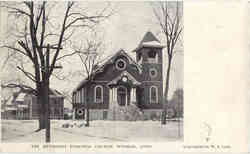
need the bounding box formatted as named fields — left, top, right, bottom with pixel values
left=1, top=120, right=183, bottom=142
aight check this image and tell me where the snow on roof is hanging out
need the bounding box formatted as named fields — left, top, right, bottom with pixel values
left=133, top=31, right=165, bottom=52
left=141, top=40, right=165, bottom=48
left=17, top=104, right=28, bottom=108
left=5, top=106, right=17, bottom=111
left=16, top=93, right=26, bottom=102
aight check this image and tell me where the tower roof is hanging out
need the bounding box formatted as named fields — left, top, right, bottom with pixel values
left=139, top=31, right=160, bottom=45
left=133, top=31, right=165, bottom=52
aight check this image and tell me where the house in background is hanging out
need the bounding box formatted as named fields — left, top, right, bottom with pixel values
left=1, top=93, right=28, bottom=120
left=1, top=89, right=64, bottom=120
left=72, top=31, right=165, bottom=120
left=15, top=93, right=29, bottom=119
left=1, top=102, right=18, bottom=120
left=24, top=89, right=64, bottom=119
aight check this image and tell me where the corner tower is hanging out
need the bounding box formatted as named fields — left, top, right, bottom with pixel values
left=133, top=31, right=165, bottom=110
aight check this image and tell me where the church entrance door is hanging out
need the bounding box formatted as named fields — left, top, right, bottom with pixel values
left=117, top=86, right=127, bottom=106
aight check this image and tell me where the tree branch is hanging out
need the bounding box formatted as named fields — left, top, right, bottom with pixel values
left=16, top=66, right=36, bottom=83
left=1, top=83, right=37, bottom=96
left=1, top=4, right=31, bottom=17
left=56, top=50, right=79, bottom=61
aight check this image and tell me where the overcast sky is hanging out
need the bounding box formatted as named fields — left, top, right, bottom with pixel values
left=0, top=2, right=183, bottom=108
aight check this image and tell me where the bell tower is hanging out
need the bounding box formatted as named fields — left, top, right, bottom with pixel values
left=133, top=31, right=164, bottom=108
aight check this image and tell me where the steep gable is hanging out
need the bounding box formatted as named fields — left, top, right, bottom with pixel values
left=74, top=49, right=142, bottom=92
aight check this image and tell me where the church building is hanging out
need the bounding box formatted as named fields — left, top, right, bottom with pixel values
left=72, top=31, right=165, bottom=120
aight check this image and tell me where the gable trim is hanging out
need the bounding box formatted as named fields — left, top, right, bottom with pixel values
left=107, top=70, right=141, bottom=86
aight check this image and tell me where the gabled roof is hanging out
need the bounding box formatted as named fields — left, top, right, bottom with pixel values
left=73, top=49, right=142, bottom=92
left=139, top=31, right=160, bottom=44
left=133, top=31, right=165, bottom=52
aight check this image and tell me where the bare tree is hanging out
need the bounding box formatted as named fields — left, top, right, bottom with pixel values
left=0, top=1, right=112, bottom=141
left=152, top=1, right=183, bottom=125
left=73, top=32, right=104, bottom=127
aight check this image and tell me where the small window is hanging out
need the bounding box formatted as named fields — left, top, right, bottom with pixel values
left=149, top=68, right=158, bottom=78
left=115, top=59, right=126, bottom=70
left=150, top=86, right=158, bottom=103
left=148, top=50, right=156, bottom=58
left=95, top=85, right=103, bottom=103
left=137, top=52, right=142, bottom=61
left=148, top=50, right=158, bottom=63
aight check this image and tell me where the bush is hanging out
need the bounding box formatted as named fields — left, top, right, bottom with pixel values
left=150, top=112, right=157, bottom=121
left=123, top=104, right=141, bottom=121
left=149, top=112, right=161, bottom=121
left=166, top=108, right=176, bottom=119
left=110, top=104, right=144, bottom=121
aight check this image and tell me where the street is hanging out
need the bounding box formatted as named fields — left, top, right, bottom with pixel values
left=2, top=120, right=183, bottom=142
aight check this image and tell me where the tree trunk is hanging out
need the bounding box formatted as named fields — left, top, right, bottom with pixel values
left=38, top=103, right=46, bottom=129
left=36, top=84, right=46, bottom=131
left=85, top=108, right=89, bottom=127
left=45, top=44, right=51, bottom=142
left=44, top=86, right=50, bottom=142
left=85, top=86, right=90, bottom=127
left=161, top=56, right=172, bottom=125
left=85, top=98, right=90, bottom=127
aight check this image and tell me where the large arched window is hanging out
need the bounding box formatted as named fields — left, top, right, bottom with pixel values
left=94, top=85, right=103, bottom=103
left=150, top=86, right=158, bottom=103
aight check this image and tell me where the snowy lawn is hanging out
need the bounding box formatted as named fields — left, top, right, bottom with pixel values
left=2, top=120, right=183, bottom=142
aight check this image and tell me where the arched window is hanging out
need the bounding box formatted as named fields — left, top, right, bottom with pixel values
left=150, top=86, right=158, bottom=103
left=81, top=88, right=84, bottom=104
left=95, top=85, right=103, bottom=103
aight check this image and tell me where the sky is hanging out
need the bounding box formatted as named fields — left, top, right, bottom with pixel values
left=0, top=1, right=183, bottom=108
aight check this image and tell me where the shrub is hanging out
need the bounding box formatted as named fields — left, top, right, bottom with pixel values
left=150, top=112, right=157, bottom=121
